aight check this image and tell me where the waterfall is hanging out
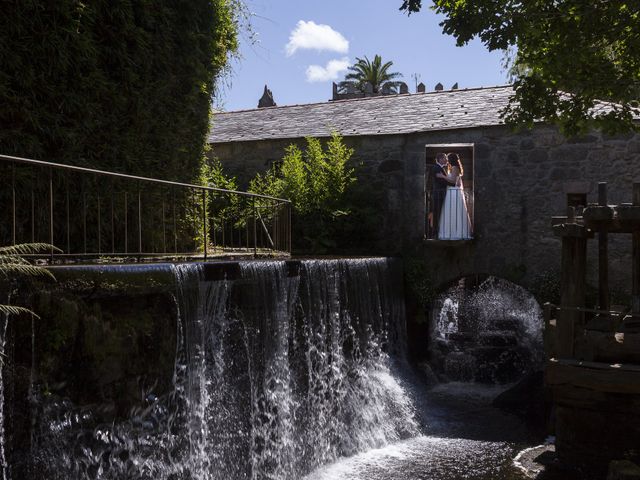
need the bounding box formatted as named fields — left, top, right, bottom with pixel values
left=19, top=258, right=419, bottom=479
left=0, top=306, right=9, bottom=480
left=432, top=276, right=543, bottom=384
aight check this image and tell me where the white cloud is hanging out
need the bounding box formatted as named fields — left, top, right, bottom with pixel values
left=286, top=20, right=349, bottom=56
left=306, top=57, right=350, bottom=82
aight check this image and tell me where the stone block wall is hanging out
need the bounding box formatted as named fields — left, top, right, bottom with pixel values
left=209, top=125, right=640, bottom=294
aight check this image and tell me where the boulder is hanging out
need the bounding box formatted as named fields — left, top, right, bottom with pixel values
left=608, top=460, right=640, bottom=480
left=493, top=370, right=550, bottom=434
left=444, top=352, right=477, bottom=382
left=478, top=331, right=518, bottom=347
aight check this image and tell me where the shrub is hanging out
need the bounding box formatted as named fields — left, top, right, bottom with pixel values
left=249, top=133, right=355, bottom=253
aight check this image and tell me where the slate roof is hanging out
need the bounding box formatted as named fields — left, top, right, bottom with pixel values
left=208, top=85, right=515, bottom=144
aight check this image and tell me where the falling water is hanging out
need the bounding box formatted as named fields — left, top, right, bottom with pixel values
left=18, top=258, right=419, bottom=479
left=432, top=276, right=543, bottom=384
left=0, top=306, right=9, bottom=480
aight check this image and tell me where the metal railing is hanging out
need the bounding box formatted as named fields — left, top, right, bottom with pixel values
left=426, top=188, right=474, bottom=240
left=0, top=154, right=291, bottom=261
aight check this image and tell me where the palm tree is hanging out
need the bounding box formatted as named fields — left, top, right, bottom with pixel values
left=342, top=55, right=403, bottom=94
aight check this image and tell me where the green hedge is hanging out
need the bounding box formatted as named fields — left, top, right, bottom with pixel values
left=0, top=0, right=238, bottom=183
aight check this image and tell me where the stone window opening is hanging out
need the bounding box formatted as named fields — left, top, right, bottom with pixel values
left=425, top=143, right=475, bottom=241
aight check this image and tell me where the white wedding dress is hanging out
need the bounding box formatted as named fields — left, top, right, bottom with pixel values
left=438, top=175, right=472, bottom=240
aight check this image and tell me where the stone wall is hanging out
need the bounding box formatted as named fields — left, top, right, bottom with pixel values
left=209, top=125, right=640, bottom=294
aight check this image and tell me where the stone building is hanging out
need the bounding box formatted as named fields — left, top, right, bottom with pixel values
left=208, top=85, right=640, bottom=293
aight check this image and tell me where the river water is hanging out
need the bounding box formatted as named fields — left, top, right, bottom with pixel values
left=6, top=259, right=542, bottom=479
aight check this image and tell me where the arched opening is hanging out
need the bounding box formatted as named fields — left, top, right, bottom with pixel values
left=428, top=275, right=543, bottom=384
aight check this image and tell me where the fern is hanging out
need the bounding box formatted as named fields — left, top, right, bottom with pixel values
left=0, top=263, right=56, bottom=281
left=0, top=305, right=39, bottom=319
left=0, top=243, right=58, bottom=319
left=0, top=243, right=61, bottom=256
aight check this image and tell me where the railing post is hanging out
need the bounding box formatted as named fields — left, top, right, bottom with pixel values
left=124, top=191, right=128, bottom=254
left=253, top=197, right=257, bottom=257
left=31, top=168, right=35, bottom=243
left=65, top=173, right=70, bottom=254
left=49, top=167, right=54, bottom=261
left=245, top=198, right=249, bottom=250
left=162, top=192, right=167, bottom=255
left=97, top=191, right=101, bottom=256
left=11, top=163, right=16, bottom=246
left=288, top=203, right=292, bottom=254
left=211, top=192, right=218, bottom=255
left=202, top=188, right=207, bottom=261
left=138, top=186, right=142, bottom=257
left=272, top=202, right=277, bottom=253
left=110, top=190, right=115, bottom=255
left=83, top=185, right=87, bottom=254
left=172, top=189, right=177, bottom=255
left=289, top=203, right=292, bottom=253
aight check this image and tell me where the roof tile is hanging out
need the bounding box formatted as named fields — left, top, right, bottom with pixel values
left=209, top=86, right=514, bottom=143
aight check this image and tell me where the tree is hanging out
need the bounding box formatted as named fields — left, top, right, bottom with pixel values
left=0, top=0, right=240, bottom=182
left=399, top=1, right=640, bottom=136
left=342, top=55, right=403, bottom=94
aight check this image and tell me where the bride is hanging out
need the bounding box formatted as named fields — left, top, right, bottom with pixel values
left=436, top=153, right=472, bottom=240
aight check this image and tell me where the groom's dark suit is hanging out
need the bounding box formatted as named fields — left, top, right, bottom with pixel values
left=432, top=162, right=449, bottom=239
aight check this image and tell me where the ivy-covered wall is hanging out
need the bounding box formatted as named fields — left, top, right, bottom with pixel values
left=0, top=0, right=238, bottom=182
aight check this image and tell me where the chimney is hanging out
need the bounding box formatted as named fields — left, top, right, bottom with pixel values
left=417, top=82, right=425, bottom=93
left=258, top=85, right=276, bottom=108
left=435, top=82, right=444, bottom=91
left=452, top=82, right=459, bottom=90
left=364, top=82, right=374, bottom=95
left=399, top=82, right=409, bottom=94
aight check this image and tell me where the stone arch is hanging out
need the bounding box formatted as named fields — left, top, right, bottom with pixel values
left=427, top=273, right=544, bottom=384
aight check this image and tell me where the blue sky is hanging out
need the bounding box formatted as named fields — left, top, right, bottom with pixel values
left=218, top=0, right=507, bottom=111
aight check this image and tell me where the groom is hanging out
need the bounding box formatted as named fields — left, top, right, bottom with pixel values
left=431, top=152, right=450, bottom=239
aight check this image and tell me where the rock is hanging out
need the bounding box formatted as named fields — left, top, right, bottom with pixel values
left=444, top=352, right=477, bottom=382
left=479, top=331, right=518, bottom=347
left=608, top=460, right=640, bottom=480
left=470, top=345, right=530, bottom=383
left=447, top=331, right=475, bottom=345
left=416, top=362, right=439, bottom=386
left=490, top=317, right=522, bottom=332
left=493, top=370, right=550, bottom=433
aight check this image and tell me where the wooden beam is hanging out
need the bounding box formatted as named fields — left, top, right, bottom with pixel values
left=632, top=183, right=640, bottom=314
left=559, top=234, right=587, bottom=358
left=598, top=183, right=610, bottom=312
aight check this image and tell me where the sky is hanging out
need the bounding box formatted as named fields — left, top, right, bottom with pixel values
left=217, top=0, right=508, bottom=112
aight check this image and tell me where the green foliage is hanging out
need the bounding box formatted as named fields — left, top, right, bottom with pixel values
left=194, top=155, right=244, bottom=249
left=399, top=1, right=640, bottom=136
left=0, top=243, right=59, bottom=320
left=341, top=55, right=403, bottom=94
left=0, top=0, right=240, bottom=182
left=404, top=257, right=435, bottom=310
left=249, top=133, right=356, bottom=253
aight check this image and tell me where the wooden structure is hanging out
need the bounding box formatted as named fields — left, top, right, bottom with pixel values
left=545, top=182, right=640, bottom=473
